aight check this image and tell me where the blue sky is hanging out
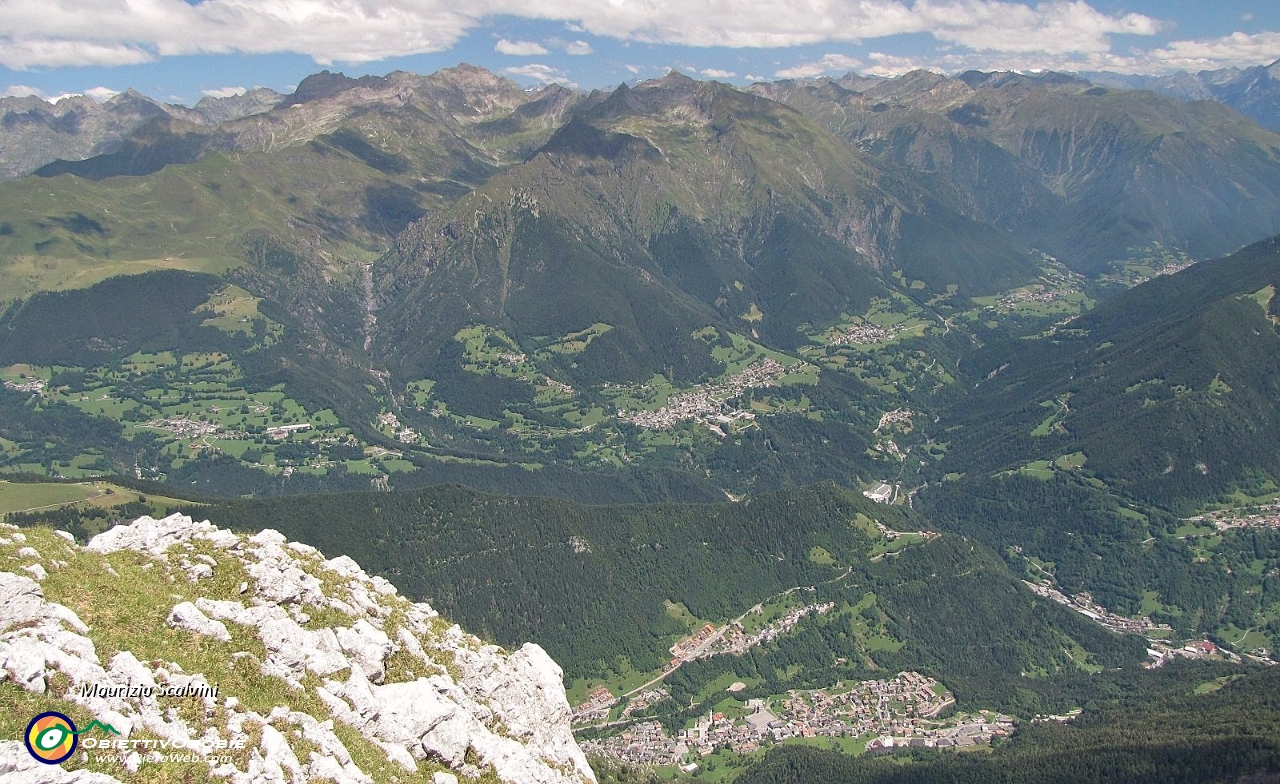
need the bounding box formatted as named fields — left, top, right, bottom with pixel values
left=1, top=1, right=1278, bottom=106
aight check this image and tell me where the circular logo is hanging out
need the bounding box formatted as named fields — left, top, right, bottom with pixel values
left=25, top=711, right=78, bottom=765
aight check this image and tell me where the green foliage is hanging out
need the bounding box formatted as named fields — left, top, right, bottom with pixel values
left=179, top=481, right=1153, bottom=718
left=766, top=74, right=1280, bottom=273
left=0, top=270, right=234, bottom=366
left=186, top=483, right=897, bottom=680
left=0, top=388, right=133, bottom=473
left=3, top=72, right=1280, bottom=779
left=430, top=340, right=536, bottom=419
left=646, top=535, right=1145, bottom=731
left=942, top=237, right=1280, bottom=509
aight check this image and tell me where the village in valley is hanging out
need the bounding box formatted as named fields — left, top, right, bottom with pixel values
left=829, top=323, right=902, bottom=346
left=1021, top=574, right=1271, bottom=668
left=1189, top=503, right=1280, bottom=534
left=573, top=521, right=1016, bottom=775
left=615, top=357, right=797, bottom=433
left=580, top=671, right=1016, bottom=772
left=576, top=497, right=1277, bottom=777
left=572, top=601, right=844, bottom=726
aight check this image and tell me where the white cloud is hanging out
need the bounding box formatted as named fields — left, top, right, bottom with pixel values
left=918, top=0, right=1161, bottom=55
left=2, top=84, right=45, bottom=98
left=201, top=86, right=247, bottom=99
left=503, top=63, right=578, bottom=88
left=495, top=38, right=548, bottom=56
left=1, top=0, right=1261, bottom=77
left=1144, top=31, right=1280, bottom=72
left=0, top=1, right=473, bottom=69
left=854, top=29, right=1280, bottom=76
left=82, top=86, right=121, bottom=101
left=518, top=0, right=1160, bottom=54
left=701, top=68, right=736, bottom=78
left=776, top=53, right=862, bottom=79
left=41, top=86, right=120, bottom=102
left=864, top=52, right=932, bottom=76
left=0, top=36, right=155, bottom=69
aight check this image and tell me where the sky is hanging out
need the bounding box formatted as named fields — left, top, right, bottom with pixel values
left=1, top=1, right=1278, bottom=106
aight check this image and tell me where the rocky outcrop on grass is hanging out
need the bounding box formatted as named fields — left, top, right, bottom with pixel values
left=0, top=514, right=595, bottom=783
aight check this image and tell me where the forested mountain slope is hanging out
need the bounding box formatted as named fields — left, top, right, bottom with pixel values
left=938, top=236, right=1280, bottom=508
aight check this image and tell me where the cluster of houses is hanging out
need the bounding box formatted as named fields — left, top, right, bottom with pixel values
left=697, top=603, right=836, bottom=659
left=2, top=377, right=46, bottom=394
left=620, top=688, right=670, bottom=719
left=1123, top=256, right=1196, bottom=286
left=993, top=284, right=1071, bottom=310
left=143, top=417, right=222, bottom=439
left=265, top=423, right=312, bottom=440
left=1023, top=576, right=1272, bottom=666
left=573, top=604, right=839, bottom=726
left=872, top=437, right=907, bottom=461
left=873, top=521, right=937, bottom=541
left=582, top=671, right=1014, bottom=768
left=864, top=713, right=1015, bottom=751
left=1144, top=639, right=1241, bottom=668
left=669, top=623, right=721, bottom=663
left=988, top=263, right=1087, bottom=312
left=542, top=375, right=575, bottom=396
left=616, top=357, right=795, bottom=431
left=829, top=323, right=901, bottom=345
left=582, top=721, right=688, bottom=767
left=1146, top=638, right=1271, bottom=668
left=770, top=672, right=959, bottom=734
left=1022, top=581, right=1174, bottom=638
left=573, top=686, right=621, bottom=724
left=1202, top=504, right=1280, bottom=533
left=376, top=411, right=419, bottom=443
left=875, top=408, right=914, bottom=432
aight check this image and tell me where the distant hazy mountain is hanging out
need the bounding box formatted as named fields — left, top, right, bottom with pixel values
left=753, top=68, right=1280, bottom=272
left=1085, top=59, right=1280, bottom=131
left=30, top=67, right=558, bottom=181
left=0, top=66, right=578, bottom=309
left=0, top=87, right=283, bottom=180
left=188, top=86, right=284, bottom=124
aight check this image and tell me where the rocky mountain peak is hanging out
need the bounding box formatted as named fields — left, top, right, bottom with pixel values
left=192, top=88, right=284, bottom=124
left=0, top=515, right=595, bottom=783
left=646, top=69, right=698, bottom=88
left=280, top=71, right=391, bottom=108
left=429, top=64, right=517, bottom=91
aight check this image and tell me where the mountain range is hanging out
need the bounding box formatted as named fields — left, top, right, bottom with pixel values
left=0, top=86, right=283, bottom=181
left=3, top=60, right=1280, bottom=781
left=3, top=64, right=1280, bottom=497
left=754, top=68, right=1280, bottom=272
left=1087, top=58, right=1280, bottom=131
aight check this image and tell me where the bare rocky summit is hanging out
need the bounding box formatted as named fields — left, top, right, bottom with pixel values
left=0, top=514, right=594, bottom=783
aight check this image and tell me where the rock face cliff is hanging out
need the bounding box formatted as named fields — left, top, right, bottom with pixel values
left=0, top=514, right=595, bottom=783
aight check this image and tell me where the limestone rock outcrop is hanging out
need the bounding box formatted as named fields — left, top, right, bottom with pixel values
left=0, top=514, right=595, bottom=783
